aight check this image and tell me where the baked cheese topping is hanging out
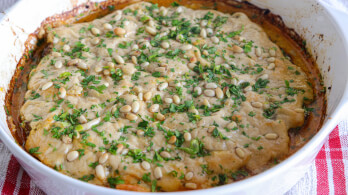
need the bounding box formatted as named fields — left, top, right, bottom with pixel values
left=21, top=2, right=313, bottom=192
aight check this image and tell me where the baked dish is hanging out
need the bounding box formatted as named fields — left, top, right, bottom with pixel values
left=7, top=1, right=325, bottom=192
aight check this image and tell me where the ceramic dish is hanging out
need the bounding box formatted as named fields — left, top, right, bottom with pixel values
left=0, top=0, right=348, bottom=194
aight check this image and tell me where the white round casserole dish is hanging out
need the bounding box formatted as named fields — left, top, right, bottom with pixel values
left=0, top=0, right=348, bottom=194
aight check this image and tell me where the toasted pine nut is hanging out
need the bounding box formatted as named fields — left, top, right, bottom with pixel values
left=235, top=147, right=245, bottom=158
left=144, top=91, right=152, bottom=101
left=42, top=82, right=53, bottom=91
left=149, top=104, right=160, bottom=113
left=120, top=105, right=132, bottom=113
left=91, top=27, right=101, bottom=35
left=141, top=161, right=151, bottom=170
left=132, top=101, right=140, bottom=113
left=99, top=153, right=109, bottom=164
left=173, top=95, right=181, bottom=104
left=59, top=87, right=66, bottom=98
left=114, top=27, right=126, bottom=36
left=204, top=89, right=215, bottom=97
left=103, top=23, right=112, bottom=30
left=154, top=167, right=163, bottom=179
left=95, top=165, right=106, bottom=180
left=265, top=133, right=278, bottom=140
left=168, top=136, right=177, bottom=144
left=184, top=132, right=192, bottom=142
left=185, top=172, right=194, bottom=180
left=185, top=183, right=197, bottom=189
left=67, top=151, right=79, bottom=161
left=126, top=113, right=138, bottom=121
left=215, top=88, right=224, bottom=99
left=160, top=151, right=171, bottom=158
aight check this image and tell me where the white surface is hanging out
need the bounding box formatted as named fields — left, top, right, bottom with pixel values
left=0, top=0, right=348, bottom=195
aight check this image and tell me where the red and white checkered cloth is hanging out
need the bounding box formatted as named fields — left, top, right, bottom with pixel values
left=0, top=122, right=347, bottom=194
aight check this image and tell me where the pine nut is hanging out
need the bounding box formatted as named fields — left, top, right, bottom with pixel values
left=205, top=83, right=218, bottom=89
left=126, top=113, right=138, bottom=121
left=268, top=63, right=275, bottom=70
left=164, top=98, right=173, bottom=104
left=265, top=133, right=278, bottom=140
left=67, top=151, right=79, bottom=161
left=182, top=44, right=193, bottom=50
left=227, top=122, right=237, bottom=129
left=267, top=57, right=276, bottom=62
left=95, top=66, right=103, bottom=73
left=235, top=147, right=245, bottom=158
left=103, top=69, right=110, bottom=76
left=202, top=50, right=209, bottom=56
left=99, top=153, right=109, bottom=164
left=116, top=144, right=124, bottom=154
left=215, top=88, right=224, bottom=99
left=42, top=82, right=53, bottom=90
left=137, top=130, right=145, bottom=136
left=131, top=101, right=140, bottom=113
left=77, top=62, right=88, bottom=70
left=58, top=87, right=66, bottom=98
left=194, top=86, right=202, bottom=95
left=208, top=126, right=215, bottom=133
left=149, top=104, right=160, bottom=113
left=158, top=82, right=168, bottom=91
left=185, top=172, right=194, bottom=180
left=120, top=105, right=132, bottom=113
left=91, top=27, right=101, bottom=35
left=211, top=36, right=219, bottom=43
left=161, top=42, right=170, bottom=49
left=55, top=61, right=63, bottom=69
left=204, top=89, right=215, bottom=97
left=141, top=161, right=151, bottom=170
left=62, top=135, right=72, bottom=144
left=91, top=37, right=100, bottom=45
left=185, top=183, right=197, bottom=189
left=189, top=108, right=199, bottom=115
left=144, top=91, right=152, bottom=101
left=160, top=151, right=171, bottom=158
left=103, top=23, right=112, bottom=30
left=68, top=59, right=79, bottom=66
left=294, top=108, right=304, bottom=113
left=203, top=99, right=211, bottom=107
left=201, top=20, right=208, bottom=27
left=154, top=67, right=166, bottom=73
left=131, top=56, right=138, bottom=64
left=259, top=74, right=269, bottom=80
left=184, top=132, right=192, bottom=142
left=168, top=136, right=177, bottom=144
left=255, top=47, right=262, bottom=57
left=96, top=165, right=106, bottom=180
left=251, top=102, right=263, bottom=108
left=132, top=44, right=139, bottom=50
left=138, top=92, right=144, bottom=100
left=145, top=26, right=157, bottom=36
left=176, top=6, right=183, bottom=13
left=154, top=112, right=164, bottom=121
left=269, top=48, right=276, bottom=57
left=160, top=7, right=168, bottom=16
left=200, top=28, right=207, bottom=38
left=115, top=55, right=124, bottom=64
left=173, top=95, right=181, bottom=104
left=114, top=27, right=126, bottom=36
left=154, top=167, right=163, bottom=179
left=188, top=63, right=196, bottom=69
left=232, top=45, right=244, bottom=53
left=63, top=45, right=70, bottom=52
left=206, top=28, right=213, bottom=37
left=78, top=115, right=87, bottom=124
left=231, top=78, right=238, bottom=85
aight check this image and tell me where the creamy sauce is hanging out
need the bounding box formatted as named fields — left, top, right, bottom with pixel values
left=5, top=0, right=326, bottom=192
